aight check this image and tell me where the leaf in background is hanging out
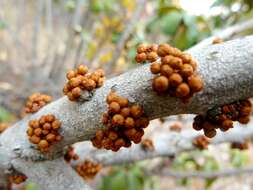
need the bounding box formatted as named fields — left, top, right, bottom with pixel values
left=91, top=0, right=104, bottom=13
left=0, top=107, right=14, bottom=122
left=0, top=20, right=6, bottom=30
left=205, top=178, right=217, bottom=189
left=230, top=149, right=249, bottom=168
left=64, top=0, right=75, bottom=12
left=160, top=11, right=182, bottom=35
left=26, top=183, right=40, bottom=190
left=110, top=172, right=128, bottom=190
left=111, top=32, right=122, bottom=44
left=127, top=172, right=142, bottom=190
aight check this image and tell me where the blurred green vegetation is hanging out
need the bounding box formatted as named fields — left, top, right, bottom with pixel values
left=99, top=162, right=159, bottom=190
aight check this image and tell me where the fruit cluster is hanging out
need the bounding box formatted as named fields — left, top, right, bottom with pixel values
left=76, top=160, right=101, bottom=179
left=192, top=135, right=209, bottom=150
left=64, top=146, right=79, bottom=163
left=91, top=91, right=149, bottom=151
left=24, top=93, right=52, bottom=113
left=231, top=141, right=249, bottom=150
left=27, top=114, right=63, bottom=152
left=150, top=43, right=203, bottom=102
left=135, top=43, right=158, bottom=63
left=9, top=175, right=27, bottom=185
left=193, top=99, right=252, bottom=138
left=63, top=65, right=105, bottom=101
left=141, top=138, right=154, bottom=151
left=0, top=123, right=9, bottom=133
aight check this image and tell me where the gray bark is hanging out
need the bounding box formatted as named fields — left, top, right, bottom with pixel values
left=0, top=36, right=253, bottom=189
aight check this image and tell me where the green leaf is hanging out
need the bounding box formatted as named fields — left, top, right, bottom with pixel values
left=205, top=178, right=217, bottom=189
left=110, top=172, right=128, bottom=190
left=65, top=0, right=75, bottom=12
left=0, top=107, right=14, bottom=122
left=26, top=183, right=40, bottom=190
left=160, top=12, right=183, bottom=35
left=127, top=172, right=142, bottom=190
left=0, top=20, right=6, bottom=30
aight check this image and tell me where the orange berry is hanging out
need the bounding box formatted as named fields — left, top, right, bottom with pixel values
left=168, top=73, right=183, bottom=87
left=240, top=106, right=251, bottom=117
left=30, top=135, right=40, bottom=144
left=180, top=53, right=192, bottom=63
left=112, top=114, right=124, bottom=126
left=43, top=123, right=51, bottom=130
left=115, top=138, right=125, bottom=147
left=157, top=43, right=172, bottom=57
left=125, top=117, right=135, bottom=128
left=150, top=62, right=161, bottom=74
left=135, top=53, right=147, bottom=63
left=72, top=87, right=81, bottom=98
left=204, top=129, right=217, bottom=138
left=27, top=127, right=34, bottom=136
left=130, top=105, right=143, bottom=118
left=108, top=131, right=118, bottom=140
left=188, top=75, right=203, bottom=92
left=117, top=97, right=129, bottom=108
left=109, top=102, right=121, bottom=114
left=180, top=64, right=193, bottom=78
left=152, top=76, right=169, bottom=92
left=168, top=57, right=183, bottom=70
left=135, top=117, right=149, bottom=128
left=46, top=133, right=56, bottom=142
left=239, top=116, right=250, bottom=124
left=34, top=128, right=42, bottom=136
left=66, top=70, right=76, bottom=80
left=95, top=130, right=104, bottom=141
left=85, top=79, right=96, bottom=91
left=69, top=77, right=81, bottom=88
left=175, top=83, right=190, bottom=98
left=146, top=52, right=158, bottom=62
left=160, top=65, right=173, bottom=77
left=120, top=107, right=130, bottom=118
left=38, top=140, right=49, bottom=149
left=52, top=120, right=61, bottom=130
left=137, top=44, right=147, bottom=53
left=77, top=65, right=88, bottom=75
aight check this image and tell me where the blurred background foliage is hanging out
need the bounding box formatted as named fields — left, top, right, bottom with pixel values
left=1, top=0, right=253, bottom=190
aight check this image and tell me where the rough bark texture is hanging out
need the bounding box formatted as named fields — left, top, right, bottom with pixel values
left=13, top=158, right=91, bottom=190
left=0, top=36, right=253, bottom=189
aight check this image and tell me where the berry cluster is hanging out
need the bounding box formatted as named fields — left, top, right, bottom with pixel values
left=64, top=146, right=79, bottom=163
left=192, top=135, right=209, bottom=150
left=9, top=175, right=27, bottom=185
left=0, top=123, right=9, bottom=133
left=193, top=99, right=252, bottom=138
left=169, top=123, right=182, bottom=132
left=141, top=138, right=154, bottom=151
left=135, top=43, right=158, bottom=63
left=27, top=114, right=63, bottom=152
left=231, top=141, right=249, bottom=150
left=151, top=43, right=203, bottom=102
left=63, top=65, right=105, bottom=101
left=24, top=93, right=52, bottom=113
left=91, top=91, right=149, bottom=151
left=76, top=160, right=101, bottom=179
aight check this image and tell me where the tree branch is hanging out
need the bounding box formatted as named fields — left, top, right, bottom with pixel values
left=0, top=35, right=253, bottom=160
left=12, top=158, right=91, bottom=190
left=0, top=36, right=253, bottom=186
left=190, top=19, right=253, bottom=52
